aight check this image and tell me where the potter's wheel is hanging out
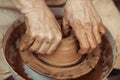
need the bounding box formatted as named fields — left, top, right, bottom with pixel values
left=3, top=17, right=115, bottom=80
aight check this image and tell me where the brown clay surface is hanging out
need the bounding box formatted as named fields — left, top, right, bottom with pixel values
left=3, top=18, right=113, bottom=80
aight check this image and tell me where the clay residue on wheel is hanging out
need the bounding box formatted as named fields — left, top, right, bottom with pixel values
left=4, top=23, right=32, bottom=80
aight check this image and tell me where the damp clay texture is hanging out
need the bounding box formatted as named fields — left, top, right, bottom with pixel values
left=3, top=17, right=113, bottom=80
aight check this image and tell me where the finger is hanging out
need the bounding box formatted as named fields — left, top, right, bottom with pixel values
left=29, top=37, right=43, bottom=52
left=77, top=33, right=90, bottom=55
left=54, top=17, right=62, bottom=32
left=47, top=36, right=61, bottom=55
left=98, top=22, right=105, bottom=35
left=71, top=20, right=90, bottom=54
left=93, top=23, right=101, bottom=44
left=63, top=10, right=70, bottom=36
left=37, top=40, right=52, bottom=54
left=20, top=34, right=35, bottom=51
left=25, top=17, right=30, bottom=34
left=86, top=23, right=97, bottom=52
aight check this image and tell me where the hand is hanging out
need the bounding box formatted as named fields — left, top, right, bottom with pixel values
left=63, top=0, right=105, bottom=54
left=20, top=6, right=62, bottom=55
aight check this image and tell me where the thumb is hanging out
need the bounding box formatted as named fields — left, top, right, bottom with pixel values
left=98, top=23, right=105, bottom=35
left=62, top=10, right=71, bottom=37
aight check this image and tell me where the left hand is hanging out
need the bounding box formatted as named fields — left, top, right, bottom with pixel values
left=63, top=0, right=105, bottom=54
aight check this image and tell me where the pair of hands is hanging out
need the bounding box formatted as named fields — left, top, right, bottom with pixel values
left=20, top=0, right=105, bottom=55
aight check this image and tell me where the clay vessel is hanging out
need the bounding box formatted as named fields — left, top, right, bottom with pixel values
left=37, top=35, right=81, bottom=67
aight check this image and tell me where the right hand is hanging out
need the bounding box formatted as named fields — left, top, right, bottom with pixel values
left=63, top=0, right=105, bottom=54
left=20, top=6, right=62, bottom=55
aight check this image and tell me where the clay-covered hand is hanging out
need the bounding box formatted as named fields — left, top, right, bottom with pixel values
left=20, top=5, right=62, bottom=55
left=63, top=0, right=105, bottom=54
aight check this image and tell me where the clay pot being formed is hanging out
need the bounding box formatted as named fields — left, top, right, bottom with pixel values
left=37, top=35, right=81, bottom=67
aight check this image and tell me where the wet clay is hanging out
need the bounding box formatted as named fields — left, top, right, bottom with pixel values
left=4, top=22, right=32, bottom=80
left=3, top=18, right=113, bottom=80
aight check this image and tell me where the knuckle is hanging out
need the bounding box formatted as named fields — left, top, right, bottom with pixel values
left=47, top=51, right=53, bottom=55
left=85, top=22, right=92, bottom=26
left=80, top=49, right=88, bottom=54
left=19, top=45, right=25, bottom=51
left=58, top=33, right=62, bottom=39
left=97, top=18, right=102, bottom=24
left=45, top=33, right=54, bottom=41
left=38, top=34, right=45, bottom=39
left=102, top=28, right=105, bottom=34
left=47, top=49, right=55, bottom=55
left=97, top=39, right=101, bottom=44
left=37, top=50, right=45, bottom=54
left=88, top=48, right=94, bottom=53
left=31, top=32, right=36, bottom=37
left=57, top=35, right=62, bottom=40
left=84, top=22, right=93, bottom=30
left=48, top=36, right=54, bottom=42
left=85, top=44, right=90, bottom=49
left=55, top=36, right=62, bottom=43
left=29, top=46, right=36, bottom=52
left=91, top=44, right=97, bottom=49
left=82, top=45, right=90, bottom=51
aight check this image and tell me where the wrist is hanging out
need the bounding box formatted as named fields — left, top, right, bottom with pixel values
left=65, top=0, right=93, bottom=9
left=21, top=0, right=47, bottom=14
left=66, top=0, right=92, bottom=4
left=22, top=7, right=43, bottom=15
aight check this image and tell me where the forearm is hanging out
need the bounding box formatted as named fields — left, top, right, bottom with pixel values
left=10, top=0, right=46, bottom=14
